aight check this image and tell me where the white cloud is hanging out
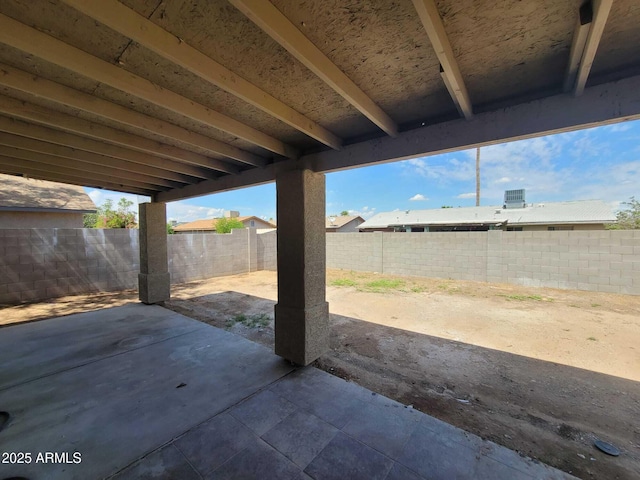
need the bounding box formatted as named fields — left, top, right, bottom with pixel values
left=496, top=177, right=511, bottom=184
left=457, top=192, right=476, bottom=199
left=86, top=189, right=149, bottom=208
left=166, top=201, right=224, bottom=223
left=409, top=194, right=428, bottom=201
left=346, top=206, right=377, bottom=220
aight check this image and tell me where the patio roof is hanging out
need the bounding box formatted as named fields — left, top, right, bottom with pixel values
left=0, top=0, right=638, bottom=201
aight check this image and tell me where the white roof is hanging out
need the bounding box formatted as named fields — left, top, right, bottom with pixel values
left=359, top=200, right=616, bottom=229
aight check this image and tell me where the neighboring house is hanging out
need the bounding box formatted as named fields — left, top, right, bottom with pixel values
left=0, top=174, right=96, bottom=228
left=173, top=211, right=276, bottom=233
left=326, top=215, right=365, bottom=233
left=359, top=200, right=616, bottom=232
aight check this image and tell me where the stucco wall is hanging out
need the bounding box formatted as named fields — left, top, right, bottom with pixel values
left=0, top=211, right=84, bottom=228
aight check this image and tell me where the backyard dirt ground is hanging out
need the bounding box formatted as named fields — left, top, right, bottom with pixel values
left=2, top=269, right=639, bottom=479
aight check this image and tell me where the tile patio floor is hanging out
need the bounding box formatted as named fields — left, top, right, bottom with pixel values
left=0, top=304, right=575, bottom=479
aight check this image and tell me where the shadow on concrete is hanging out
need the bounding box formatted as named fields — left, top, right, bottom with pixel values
left=162, top=291, right=640, bottom=480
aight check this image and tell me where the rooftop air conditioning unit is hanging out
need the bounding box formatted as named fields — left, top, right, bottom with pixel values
left=504, top=189, right=526, bottom=209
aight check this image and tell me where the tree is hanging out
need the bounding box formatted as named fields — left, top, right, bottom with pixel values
left=83, top=198, right=137, bottom=229
left=607, top=196, right=640, bottom=229
left=340, top=210, right=349, bottom=216
left=166, top=223, right=175, bottom=234
left=215, top=217, right=245, bottom=234
left=441, top=205, right=453, bottom=209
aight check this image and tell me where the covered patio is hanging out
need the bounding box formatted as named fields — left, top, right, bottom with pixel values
left=0, top=0, right=639, bottom=478
left=0, top=304, right=573, bottom=479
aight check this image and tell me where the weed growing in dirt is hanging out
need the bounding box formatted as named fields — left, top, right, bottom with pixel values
left=331, top=278, right=357, bottom=287
left=591, top=303, right=601, bottom=308
left=500, top=294, right=545, bottom=301
left=363, top=279, right=405, bottom=292
left=587, top=336, right=597, bottom=341
left=227, top=313, right=271, bottom=328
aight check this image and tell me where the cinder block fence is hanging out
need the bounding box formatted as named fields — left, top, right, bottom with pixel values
left=0, top=229, right=276, bottom=305
left=1, top=228, right=638, bottom=305
left=327, top=230, right=640, bottom=295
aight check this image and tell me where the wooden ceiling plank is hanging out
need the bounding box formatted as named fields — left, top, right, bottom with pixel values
left=412, top=0, right=473, bottom=119
left=0, top=115, right=218, bottom=179
left=229, top=0, right=398, bottom=137
left=571, top=0, right=613, bottom=96
left=0, top=65, right=267, bottom=168
left=0, top=95, right=241, bottom=173
left=0, top=13, right=295, bottom=157
left=63, top=0, right=342, bottom=151
left=0, top=131, right=205, bottom=185
left=0, top=145, right=182, bottom=189
left=0, top=156, right=164, bottom=194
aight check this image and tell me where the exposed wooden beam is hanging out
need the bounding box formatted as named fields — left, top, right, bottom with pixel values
left=0, top=13, right=296, bottom=157
left=0, top=145, right=181, bottom=189
left=0, top=160, right=158, bottom=196
left=0, top=154, right=168, bottom=191
left=564, top=2, right=593, bottom=93
left=156, top=74, right=640, bottom=202
left=0, top=115, right=217, bottom=179
left=0, top=95, right=244, bottom=173
left=229, top=0, right=398, bottom=137
left=567, top=0, right=613, bottom=96
left=412, top=0, right=473, bottom=119
left=0, top=103, right=239, bottom=175
left=0, top=65, right=267, bottom=168
left=0, top=130, right=205, bottom=185
left=63, top=0, right=342, bottom=151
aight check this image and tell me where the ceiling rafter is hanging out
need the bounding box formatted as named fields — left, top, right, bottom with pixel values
left=411, top=0, right=473, bottom=119
left=0, top=167, right=158, bottom=197
left=0, top=13, right=297, bottom=158
left=229, top=0, right=398, bottom=137
left=0, top=130, right=204, bottom=185
left=0, top=153, right=170, bottom=192
left=564, top=0, right=613, bottom=96
left=0, top=149, right=180, bottom=189
left=0, top=95, right=241, bottom=173
left=0, top=106, right=240, bottom=179
left=62, top=0, right=342, bottom=151
left=0, top=65, right=267, bottom=168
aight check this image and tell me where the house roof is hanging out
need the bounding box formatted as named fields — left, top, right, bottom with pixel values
left=326, top=215, right=364, bottom=229
left=0, top=174, right=96, bottom=213
left=173, top=216, right=275, bottom=231
left=359, top=200, right=616, bottom=229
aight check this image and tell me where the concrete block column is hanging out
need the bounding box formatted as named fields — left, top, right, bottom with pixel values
left=138, top=202, right=170, bottom=304
left=275, top=169, right=329, bottom=365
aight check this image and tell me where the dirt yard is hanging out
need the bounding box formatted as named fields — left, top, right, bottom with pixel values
left=2, top=270, right=639, bottom=479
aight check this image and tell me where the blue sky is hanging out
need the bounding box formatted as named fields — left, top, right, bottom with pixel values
left=86, top=119, right=640, bottom=222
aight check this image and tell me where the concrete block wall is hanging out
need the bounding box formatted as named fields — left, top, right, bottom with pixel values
left=383, top=232, right=487, bottom=281
left=327, top=231, right=640, bottom=295
left=493, top=230, right=640, bottom=294
left=167, top=228, right=250, bottom=283
left=256, top=230, right=277, bottom=271
left=0, top=228, right=278, bottom=305
left=0, top=228, right=139, bottom=304
left=326, top=232, right=383, bottom=272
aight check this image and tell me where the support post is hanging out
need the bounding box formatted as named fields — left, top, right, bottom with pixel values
left=138, top=202, right=170, bottom=304
left=275, top=169, right=329, bottom=365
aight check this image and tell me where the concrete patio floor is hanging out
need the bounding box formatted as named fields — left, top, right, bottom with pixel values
left=0, top=305, right=575, bottom=480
